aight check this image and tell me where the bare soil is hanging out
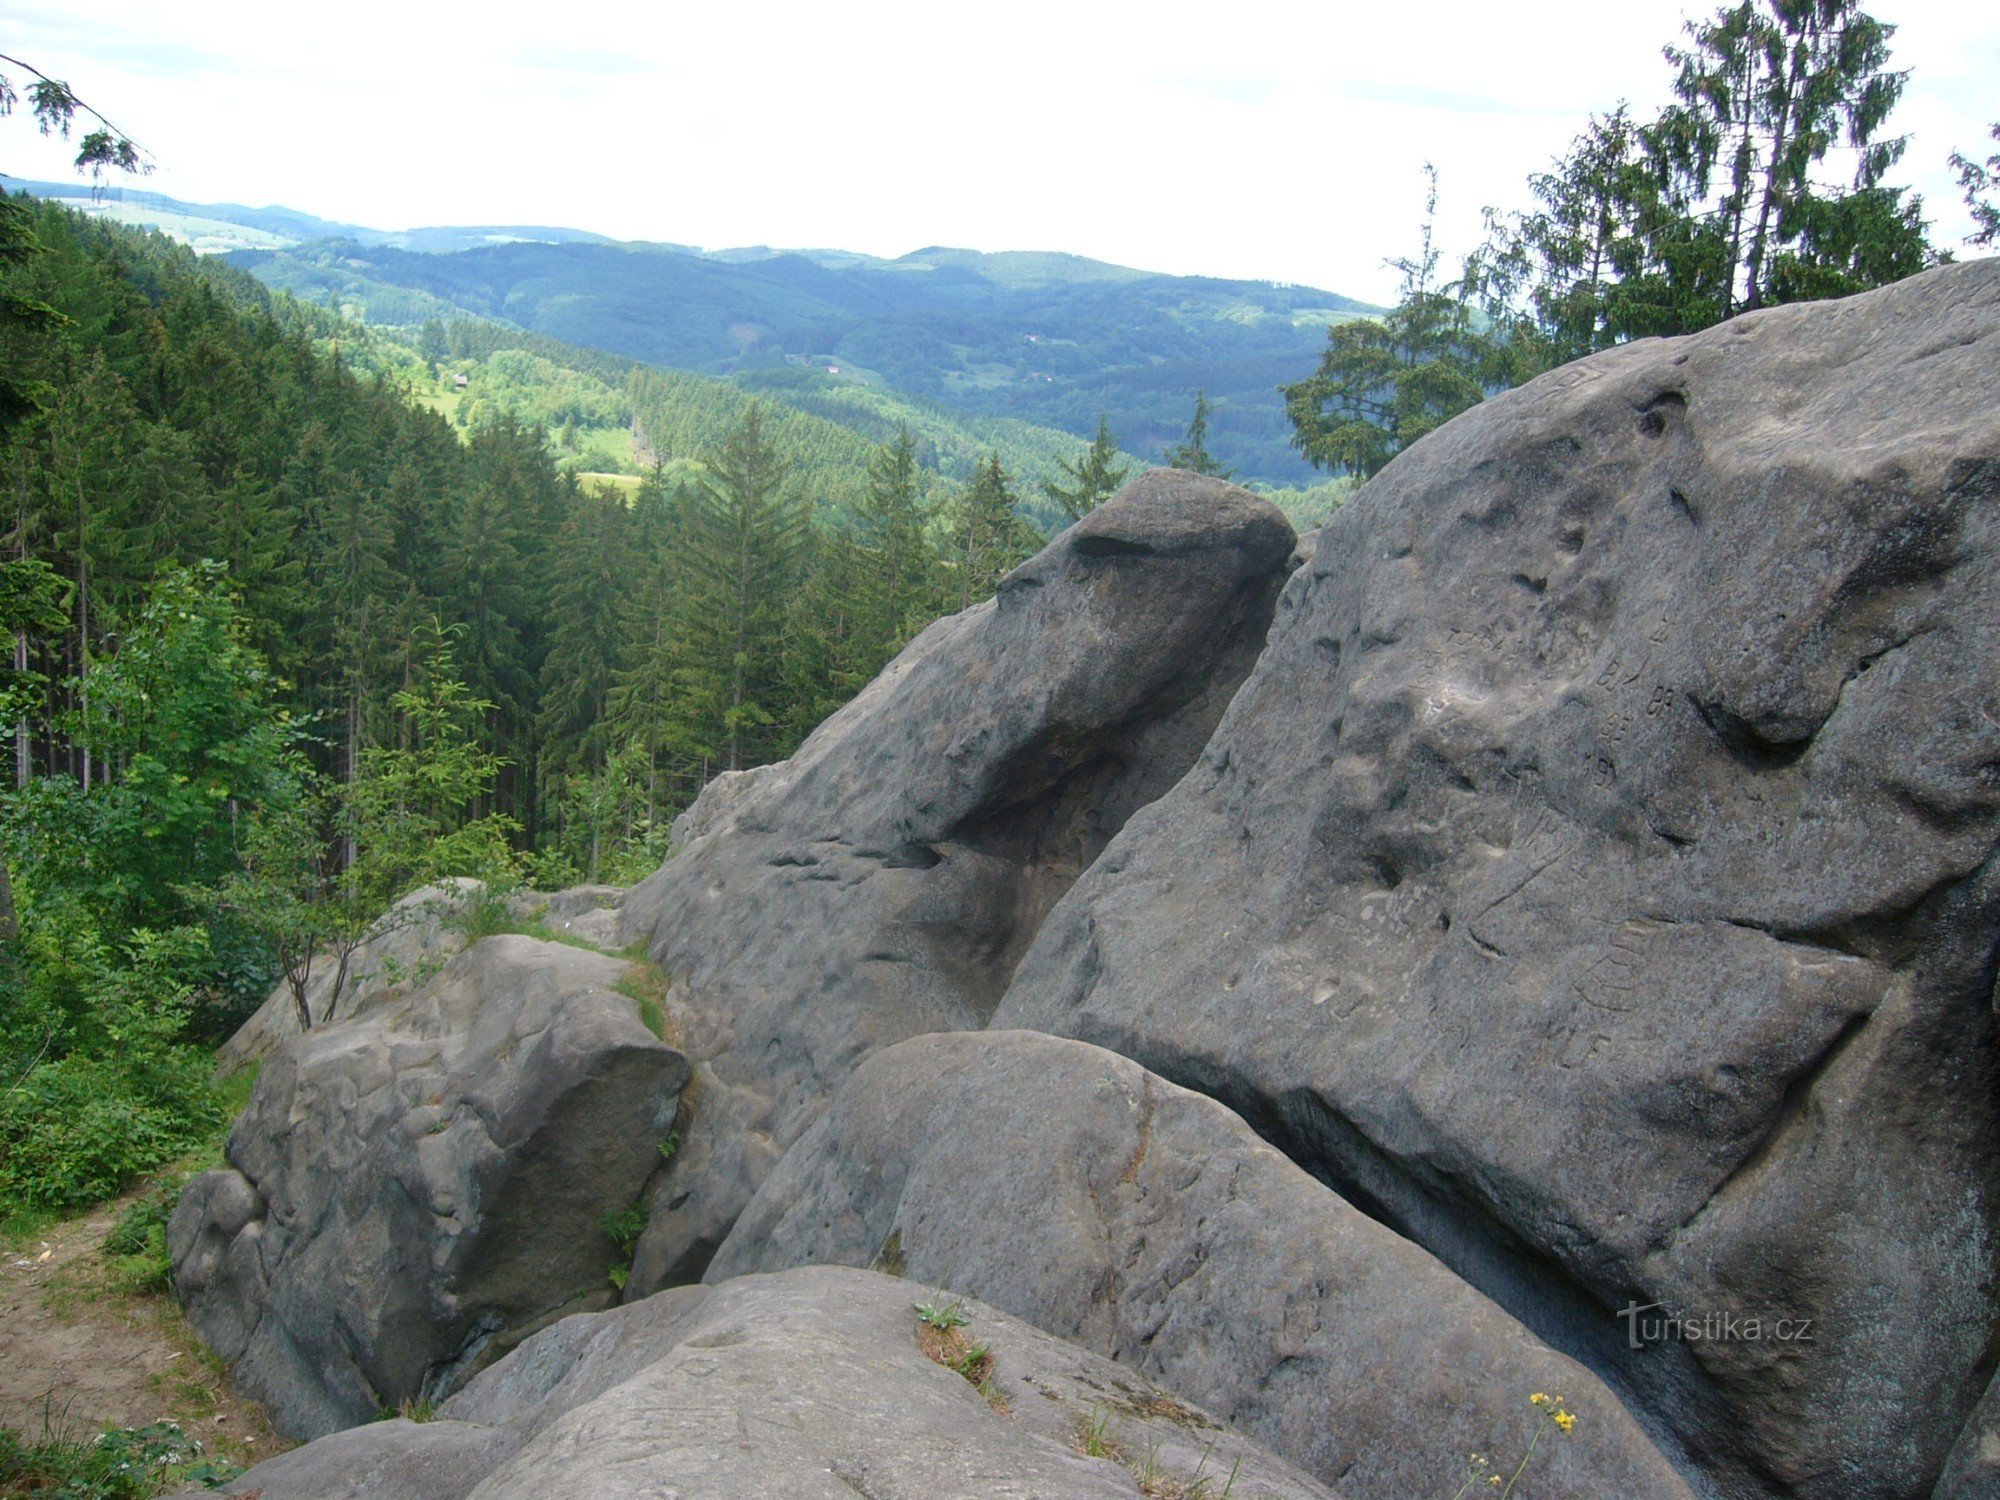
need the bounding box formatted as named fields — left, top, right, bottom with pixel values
left=0, top=1196, right=284, bottom=1470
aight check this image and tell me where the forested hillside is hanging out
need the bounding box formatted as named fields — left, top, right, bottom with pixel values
left=0, top=195, right=1074, bottom=1220
left=384, top=321, right=1156, bottom=527
left=229, top=235, right=1370, bottom=483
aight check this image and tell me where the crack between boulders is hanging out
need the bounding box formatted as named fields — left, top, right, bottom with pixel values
left=1096, top=1035, right=1722, bottom=1494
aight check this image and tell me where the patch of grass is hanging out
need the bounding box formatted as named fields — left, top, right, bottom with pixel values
left=913, top=1302, right=1008, bottom=1414
left=1110, top=1388, right=1219, bottom=1431
left=101, top=1196, right=174, bottom=1296
left=0, top=1416, right=241, bottom=1496
left=613, top=962, right=678, bottom=1045
left=1074, top=1409, right=1238, bottom=1498
left=398, top=1396, right=435, bottom=1424
left=871, top=1227, right=904, bottom=1277
left=448, top=888, right=613, bottom=955
left=1077, top=1406, right=1126, bottom=1462
left=913, top=1295, right=968, bottom=1331
left=451, top=888, right=518, bottom=941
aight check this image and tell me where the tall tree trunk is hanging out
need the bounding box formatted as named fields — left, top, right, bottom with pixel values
left=1744, top=37, right=1807, bottom=314
left=13, top=631, right=28, bottom=790
left=0, top=841, right=16, bottom=948
left=343, top=684, right=360, bottom=869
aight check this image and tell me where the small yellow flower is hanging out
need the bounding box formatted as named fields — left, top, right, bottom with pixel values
left=1554, top=1410, right=1576, bottom=1432
left=1529, top=1392, right=1548, bottom=1406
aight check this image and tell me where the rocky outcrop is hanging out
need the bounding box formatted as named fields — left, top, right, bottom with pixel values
left=170, top=266, right=2000, bottom=1499
left=200, top=1267, right=1335, bottom=1499
left=712, top=1030, right=1694, bottom=1497
left=214, top=879, right=483, bottom=1074
left=995, top=259, right=2000, bottom=1497
left=616, top=472, right=1297, bottom=1290
left=171, top=936, right=688, bottom=1438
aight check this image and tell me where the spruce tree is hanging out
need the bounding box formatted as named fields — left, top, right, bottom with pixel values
left=1654, top=0, right=1926, bottom=315
left=947, top=455, right=1036, bottom=611
left=604, top=467, right=689, bottom=816
left=535, top=488, right=631, bottom=810
left=854, top=426, right=936, bottom=659
left=1951, top=123, right=2000, bottom=247
left=1043, top=414, right=1129, bottom=522
left=1165, top=392, right=1230, bottom=478
left=673, top=403, right=808, bottom=772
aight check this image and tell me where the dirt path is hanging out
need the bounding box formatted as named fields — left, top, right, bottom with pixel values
left=0, top=1196, right=284, bottom=1470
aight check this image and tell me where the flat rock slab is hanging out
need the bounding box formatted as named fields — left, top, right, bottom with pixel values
left=617, top=471, right=1297, bottom=1291
left=712, top=1030, right=1693, bottom=1498
left=172, top=935, right=688, bottom=1439
left=199, top=1266, right=1335, bottom=1500
left=995, top=259, right=2000, bottom=1497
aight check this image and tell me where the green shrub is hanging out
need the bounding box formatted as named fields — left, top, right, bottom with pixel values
left=101, top=1194, right=176, bottom=1294
left=599, top=1206, right=647, bottom=1258
left=0, top=1051, right=225, bottom=1214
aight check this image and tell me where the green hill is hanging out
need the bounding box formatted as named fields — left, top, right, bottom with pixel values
left=17, top=180, right=1375, bottom=491
left=233, top=234, right=1372, bottom=483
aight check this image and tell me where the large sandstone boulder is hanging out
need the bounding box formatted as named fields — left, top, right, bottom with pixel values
left=199, top=1267, right=1335, bottom=1499
left=171, top=936, right=688, bottom=1438
left=995, top=259, right=2000, bottom=1497
left=216, top=882, right=632, bottom=1075
left=711, top=1030, right=1694, bottom=1497
left=618, top=472, right=1297, bottom=1289
left=214, top=878, right=484, bottom=1074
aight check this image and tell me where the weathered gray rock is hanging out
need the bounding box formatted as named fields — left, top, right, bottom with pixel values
left=1939, top=1372, right=2000, bottom=1499
left=171, top=936, right=688, bottom=1439
left=712, top=1030, right=1694, bottom=1498
left=203, top=1267, right=1335, bottom=1499
left=178, top=1419, right=511, bottom=1500
left=619, top=472, right=1297, bottom=1290
left=504, top=882, right=626, bottom=949
left=995, top=259, right=2000, bottom=1497
left=215, top=878, right=484, bottom=1074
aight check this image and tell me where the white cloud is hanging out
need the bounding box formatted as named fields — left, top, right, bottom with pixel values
left=4, top=0, right=1994, bottom=303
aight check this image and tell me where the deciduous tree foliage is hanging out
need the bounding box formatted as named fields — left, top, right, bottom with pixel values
left=1288, top=0, right=1940, bottom=476
left=1283, top=168, right=1489, bottom=479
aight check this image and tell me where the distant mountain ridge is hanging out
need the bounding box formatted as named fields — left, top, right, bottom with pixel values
left=11, top=178, right=1379, bottom=483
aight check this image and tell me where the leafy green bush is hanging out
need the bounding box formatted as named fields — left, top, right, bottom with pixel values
left=599, top=1206, right=647, bottom=1258
left=101, top=1194, right=175, bottom=1294
left=0, top=1052, right=224, bottom=1214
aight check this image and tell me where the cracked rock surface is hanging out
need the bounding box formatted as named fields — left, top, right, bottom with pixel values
left=615, top=471, right=1298, bottom=1292
left=170, top=936, right=688, bottom=1439
left=712, top=1030, right=1694, bottom=1498
left=196, top=1266, right=1336, bottom=1500
left=994, top=258, right=2000, bottom=1498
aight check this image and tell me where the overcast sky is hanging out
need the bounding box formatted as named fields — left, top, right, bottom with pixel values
left=4, top=0, right=1995, bottom=303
